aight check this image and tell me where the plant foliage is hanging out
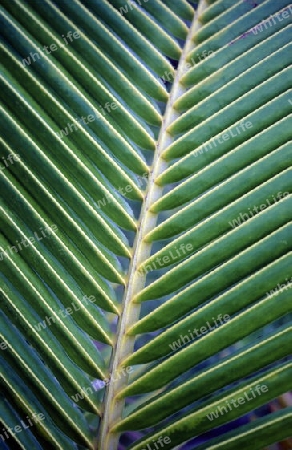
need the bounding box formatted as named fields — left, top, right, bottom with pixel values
left=0, top=0, right=291, bottom=449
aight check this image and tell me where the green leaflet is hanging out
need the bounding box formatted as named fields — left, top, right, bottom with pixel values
left=130, top=249, right=292, bottom=336
left=130, top=257, right=292, bottom=363
left=0, top=358, right=91, bottom=449
left=165, top=70, right=291, bottom=159
left=0, top=7, right=156, bottom=158
left=1, top=1, right=157, bottom=151
left=0, top=242, right=108, bottom=377
left=0, top=44, right=140, bottom=227
left=0, top=310, right=93, bottom=446
left=0, top=107, right=132, bottom=258
left=90, top=0, right=183, bottom=58
left=179, top=25, right=291, bottom=108
left=128, top=0, right=188, bottom=40
left=171, top=43, right=291, bottom=135
left=187, top=0, right=291, bottom=62
left=16, top=0, right=163, bottom=125
left=0, top=283, right=102, bottom=414
left=121, top=288, right=292, bottom=393
left=0, top=164, right=126, bottom=286
left=194, top=0, right=267, bottom=44
left=30, top=0, right=169, bottom=100
left=147, top=150, right=291, bottom=244
left=136, top=208, right=291, bottom=303
left=157, top=91, right=291, bottom=186
left=160, top=0, right=194, bottom=20
left=194, top=407, right=292, bottom=450
left=116, top=325, right=292, bottom=430
left=199, top=0, right=243, bottom=25
left=0, top=397, right=43, bottom=450
left=119, top=327, right=292, bottom=430
left=126, top=363, right=292, bottom=449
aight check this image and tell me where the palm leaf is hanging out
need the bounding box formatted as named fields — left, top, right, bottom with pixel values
left=0, top=0, right=291, bottom=449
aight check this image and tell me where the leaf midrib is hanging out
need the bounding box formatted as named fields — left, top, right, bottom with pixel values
left=96, top=2, right=209, bottom=448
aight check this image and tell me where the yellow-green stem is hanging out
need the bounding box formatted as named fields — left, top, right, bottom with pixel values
left=96, top=2, right=208, bottom=448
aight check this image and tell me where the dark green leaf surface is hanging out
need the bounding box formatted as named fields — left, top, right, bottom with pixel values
left=1, top=0, right=291, bottom=449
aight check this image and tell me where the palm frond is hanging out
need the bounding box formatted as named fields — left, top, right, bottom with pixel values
left=0, top=0, right=291, bottom=449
